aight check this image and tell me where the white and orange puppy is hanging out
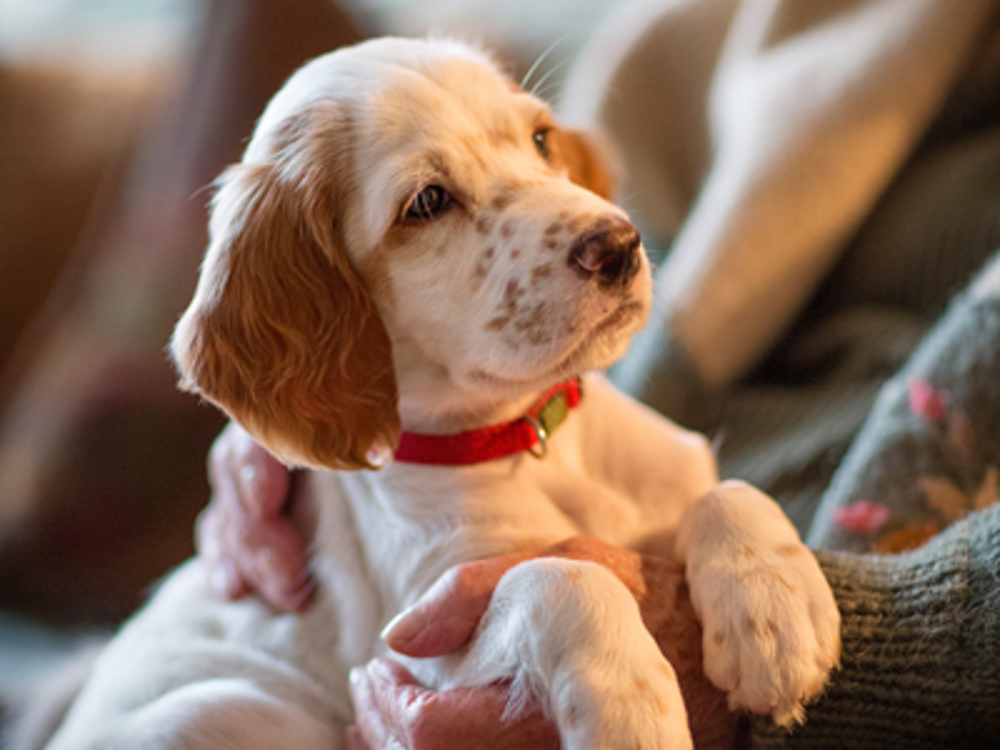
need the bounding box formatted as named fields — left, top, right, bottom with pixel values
left=48, top=37, right=839, bottom=750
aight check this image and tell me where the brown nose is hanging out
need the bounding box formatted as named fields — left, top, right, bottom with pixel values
left=568, top=220, right=642, bottom=289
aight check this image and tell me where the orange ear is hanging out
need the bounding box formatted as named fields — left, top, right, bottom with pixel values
left=549, top=127, right=619, bottom=201
left=171, top=154, right=399, bottom=471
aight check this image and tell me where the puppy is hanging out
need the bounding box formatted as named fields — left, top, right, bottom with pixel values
left=47, top=37, right=839, bottom=750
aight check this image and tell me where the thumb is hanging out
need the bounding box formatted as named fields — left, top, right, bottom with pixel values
left=382, top=552, right=530, bottom=657
left=349, top=658, right=559, bottom=750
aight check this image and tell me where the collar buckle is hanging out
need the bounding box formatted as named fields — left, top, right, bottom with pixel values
left=525, top=415, right=549, bottom=459
left=524, top=379, right=577, bottom=459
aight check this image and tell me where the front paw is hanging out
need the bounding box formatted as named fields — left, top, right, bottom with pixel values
left=681, top=482, right=841, bottom=727
left=554, top=656, right=693, bottom=750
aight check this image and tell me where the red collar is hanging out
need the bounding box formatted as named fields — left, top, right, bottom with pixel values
left=393, top=377, right=584, bottom=466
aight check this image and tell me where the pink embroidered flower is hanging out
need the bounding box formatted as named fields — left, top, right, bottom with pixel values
left=834, top=501, right=891, bottom=534
left=909, top=378, right=948, bottom=424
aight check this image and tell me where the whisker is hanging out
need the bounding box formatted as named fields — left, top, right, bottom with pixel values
left=529, top=57, right=575, bottom=100
left=520, top=29, right=575, bottom=91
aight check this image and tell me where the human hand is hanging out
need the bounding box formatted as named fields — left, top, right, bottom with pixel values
left=197, top=421, right=315, bottom=611
left=346, top=657, right=560, bottom=750
left=348, top=539, right=737, bottom=749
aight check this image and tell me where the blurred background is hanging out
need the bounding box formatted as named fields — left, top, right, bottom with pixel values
left=0, top=0, right=621, bottom=719
left=5, top=0, right=999, bottom=740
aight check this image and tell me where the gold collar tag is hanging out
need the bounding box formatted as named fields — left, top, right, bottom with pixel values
left=525, top=377, right=583, bottom=459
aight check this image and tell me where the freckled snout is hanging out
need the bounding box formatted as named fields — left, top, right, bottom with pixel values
left=568, top=219, right=642, bottom=289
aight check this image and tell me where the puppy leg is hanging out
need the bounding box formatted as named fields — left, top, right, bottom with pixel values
left=437, top=558, right=693, bottom=750
left=678, top=480, right=841, bottom=726
left=47, top=679, right=339, bottom=750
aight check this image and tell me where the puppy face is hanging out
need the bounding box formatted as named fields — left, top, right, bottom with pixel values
left=172, top=38, right=651, bottom=469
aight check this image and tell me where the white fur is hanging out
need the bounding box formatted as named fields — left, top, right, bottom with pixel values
left=46, top=37, right=839, bottom=750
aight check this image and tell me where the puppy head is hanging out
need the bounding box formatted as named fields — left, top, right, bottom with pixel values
left=172, top=38, right=651, bottom=469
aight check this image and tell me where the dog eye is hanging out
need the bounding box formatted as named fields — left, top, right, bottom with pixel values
left=532, top=128, right=551, bottom=160
left=405, top=185, right=452, bottom=221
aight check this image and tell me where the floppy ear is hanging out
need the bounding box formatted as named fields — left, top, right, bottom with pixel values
left=549, top=127, right=619, bottom=201
left=171, top=118, right=399, bottom=471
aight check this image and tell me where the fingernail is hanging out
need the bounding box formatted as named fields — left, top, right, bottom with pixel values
left=240, top=464, right=257, bottom=486
left=239, top=465, right=261, bottom=507
left=380, top=606, right=423, bottom=645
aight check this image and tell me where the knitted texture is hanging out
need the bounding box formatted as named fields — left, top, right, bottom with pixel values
left=752, top=504, right=1000, bottom=748
left=808, top=293, right=1000, bottom=552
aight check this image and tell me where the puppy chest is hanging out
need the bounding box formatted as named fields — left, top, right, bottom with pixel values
left=536, top=466, right=648, bottom=544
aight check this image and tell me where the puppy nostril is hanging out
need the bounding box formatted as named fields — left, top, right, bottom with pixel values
left=568, top=221, right=641, bottom=287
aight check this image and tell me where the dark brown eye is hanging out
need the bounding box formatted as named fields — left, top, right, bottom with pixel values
left=533, top=128, right=551, bottom=160
left=406, top=185, right=452, bottom=221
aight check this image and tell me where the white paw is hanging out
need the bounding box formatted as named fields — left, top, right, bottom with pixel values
left=459, top=558, right=694, bottom=750
left=681, top=482, right=841, bottom=727
left=553, top=656, right=693, bottom=750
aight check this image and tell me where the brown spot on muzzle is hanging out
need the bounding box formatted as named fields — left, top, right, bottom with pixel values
left=475, top=215, right=494, bottom=235
left=531, top=264, right=552, bottom=283
left=491, top=192, right=515, bottom=211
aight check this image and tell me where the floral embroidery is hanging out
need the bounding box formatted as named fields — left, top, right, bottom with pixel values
left=834, top=501, right=891, bottom=534
left=919, top=476, right=970, bottom=522
left=873, top=522, right=941, bottom=554
left=908, top=377, right=948, bottom=424
left=919, top=466, right=1000, bottom=524
left=973, top=465, right=999, bottom=511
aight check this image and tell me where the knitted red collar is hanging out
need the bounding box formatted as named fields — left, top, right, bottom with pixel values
left=393, top=377, right=584, bottom=466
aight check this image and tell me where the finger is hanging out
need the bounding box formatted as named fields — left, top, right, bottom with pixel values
left=209, top=422, right=290, bottom=517
left=207, top=423, right=246, bottom=509
left=351, top=658, right=477, bottom=749
left=195, top=505, right=225, bottom=565
left=349, top=662, right=405, bottom=748
left=353, top=658, right=558, bottom=750
left=196, top=506, right=251, bottom=601
left=198, top=489, right=314, bottom=610
left=240, top=518, right=316, bottom=612
left=382, top=553, right=529, bottom=657
left=203, top=424, right=261, bottom=601
left=234, top=434, right=290, bottom=517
